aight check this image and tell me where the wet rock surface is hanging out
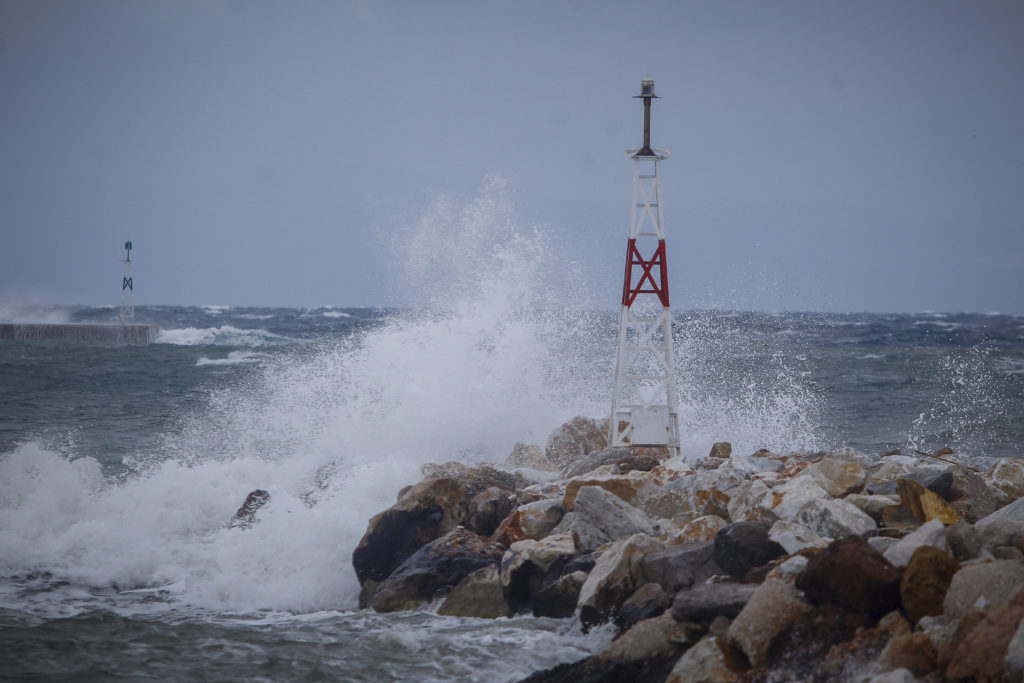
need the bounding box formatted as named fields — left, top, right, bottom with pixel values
left=346, top=418, right=1024, bottom=682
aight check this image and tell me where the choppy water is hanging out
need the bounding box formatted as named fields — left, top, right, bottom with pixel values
left=2, top=302, right=1021, bottom=680
left=1, top=183, right=1022, bottom=680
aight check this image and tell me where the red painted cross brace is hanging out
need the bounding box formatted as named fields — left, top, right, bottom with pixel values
left=621, top=238, right=670, bottom=307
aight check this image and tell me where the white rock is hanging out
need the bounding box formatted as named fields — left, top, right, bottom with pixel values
left=797, top=458, right=867, bottom=498
left=883, top=519, right=948, bottom=568
left=727, top=478, right=771, bottom=523
left=769, top=519, right=830, bottom=554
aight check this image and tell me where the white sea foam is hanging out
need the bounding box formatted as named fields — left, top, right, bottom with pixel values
left=196, top=351, right=267, bottom=366
left=322, top=311, right=351, bottom=318
left=156, top=325, right=289, bottom=346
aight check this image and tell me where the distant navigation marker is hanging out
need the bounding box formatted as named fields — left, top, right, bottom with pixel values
left=120, top=240, right=134, bottom=324
left=609, top=79, right=680, bottom=456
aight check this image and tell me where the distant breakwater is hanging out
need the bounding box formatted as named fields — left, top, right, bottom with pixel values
left=0, top=323, right=159, bottom=344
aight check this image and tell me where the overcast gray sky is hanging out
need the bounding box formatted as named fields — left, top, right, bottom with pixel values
left=2, top=0, right=1022, bottom=313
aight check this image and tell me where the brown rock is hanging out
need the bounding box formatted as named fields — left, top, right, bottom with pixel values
left=817, top=611, right=910, bottom=681
left=505, top=442, right=559, bottom=472
left=727, top=578, right=814, bottom=668
left=946, top=587, right=1024, bottom=682
left=900, top=545, right=960, bottom=625
left=562, top=474, right=650, bottom=512
left=894, top=478, right=960, bottom=525
left=760, top=603, right=874, bottom=679
left=465, top=486, right=514, bottom=537
left=949, top=466, right=999, bottom=523
left=709, top=442, right=732, bottom=459
left=352, top=477, right=467, bottom=586
left=545, top=416, right=610, bottom=468
left=491, top=498, right=564, bottom=546
left=577, top=533, right=663, bottom=628
left=878, top=632, right=939, bottom=678
left=795, top=535, right=902, bottom=618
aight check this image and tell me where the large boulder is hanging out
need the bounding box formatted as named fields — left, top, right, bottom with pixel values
left=796, top=535, right=901, bottom=618
left=545, top=416, right=610, bottom=469
left=946, top=587, right=1024, bottom=682
left=883, top=518, right=949, bottom=568
left=562, top=474, right=651, bottom=512
left=505, top=442, right=559, bottom=473
left=437, top=565, right=513, bottom=618
left=420, top=461, right=523, bottom=499
left=943, top=559, right=1024, bottom=620
left=616, top=582, right=670, bottom=631
left=491, top=498, right=564, bottom=546
left=464, top=486, right=514, bottom=537
left=500, top=534, right=576, bottom=612
left=948, top=466, right=1000, bottom=523
left=570, top=485, right=657, bottom=553
left=352, top=477, right=467, bottom=586
left=798, top=458, right=866, bottom=498
left=727, top=578, right=814, bottom=668
left=900, top=545, right=960, bottom=625
left=666, top=634, right=747, bottom=683
left=978, top=495, right=1024, bottom=529
left=577, top=533, right=663, bottom=628
left=532, top=570, right=588, bottom=619
left=369, top=526, right=504, bottom=612
left=712, top=521, right=786, bottom=580
left=768, top=520, right=829, bottom=554
left=671, top=581, right=758, bottom=625
left=562, top=447, right=632, bottom=478
left=985, top=457, right=1024, bottom=508
left=638, top=540, right=721, bottom=593
left=726, top=479, right=772, bottom=523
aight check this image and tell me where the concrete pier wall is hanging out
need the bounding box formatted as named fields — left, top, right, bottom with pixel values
left=0, top=324, right=159, bottom=344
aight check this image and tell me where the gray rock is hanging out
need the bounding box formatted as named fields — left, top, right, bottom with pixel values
left=671, top=581, right=758, bottom=624
left=500, top=534, right=576, bottom=612
left=577, top=533, right=663, bottom=628
left=228, top=489, right=270, bottom=529
left=563, top=447, right=632, bottom=478
left=437, top=565, right=513, bottom=618
left=465, top=486, right=513, bottom=537
left=545, top=416, right=610, bottom=469
left=638, top=540, right=722, bottom=593
left=712, top=521, right=786, bottom=580
left=727, top=578, right=814, bottom=668
left=532, top=570, right=587, bottom=619
left=883, top=518, right=948, bottom=568
left=570, top=485, right=657, bottom=553
left=370, top=527, right=504, bottom=612
left=942, top=559, right=1024, bottom=620
left=946, top=520, right=983, bottom=561
left=978, top=496, right=1024, bottom=529
left=1006, top=617, right=1024, bottom=683
left=352, top=477, right=467, bottom=586
left=616, top=582, right=669, bottom=631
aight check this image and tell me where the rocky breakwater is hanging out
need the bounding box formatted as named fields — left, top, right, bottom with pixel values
left=348, top=417, right=1024, bottom=682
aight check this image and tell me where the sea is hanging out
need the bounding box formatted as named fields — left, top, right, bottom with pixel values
left=2, top=300, right=1022, bottom=681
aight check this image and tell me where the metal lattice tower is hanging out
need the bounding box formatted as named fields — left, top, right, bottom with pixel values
left=120, top=240, right=134, bottom=324
left=609, top=79, right=680, bottom=456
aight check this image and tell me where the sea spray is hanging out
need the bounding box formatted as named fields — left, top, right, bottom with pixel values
left=0, top=178, right=824, bottom=614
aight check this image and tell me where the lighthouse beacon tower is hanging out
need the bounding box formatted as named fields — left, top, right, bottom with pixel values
left=609, top=79, right=680, bottom=457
